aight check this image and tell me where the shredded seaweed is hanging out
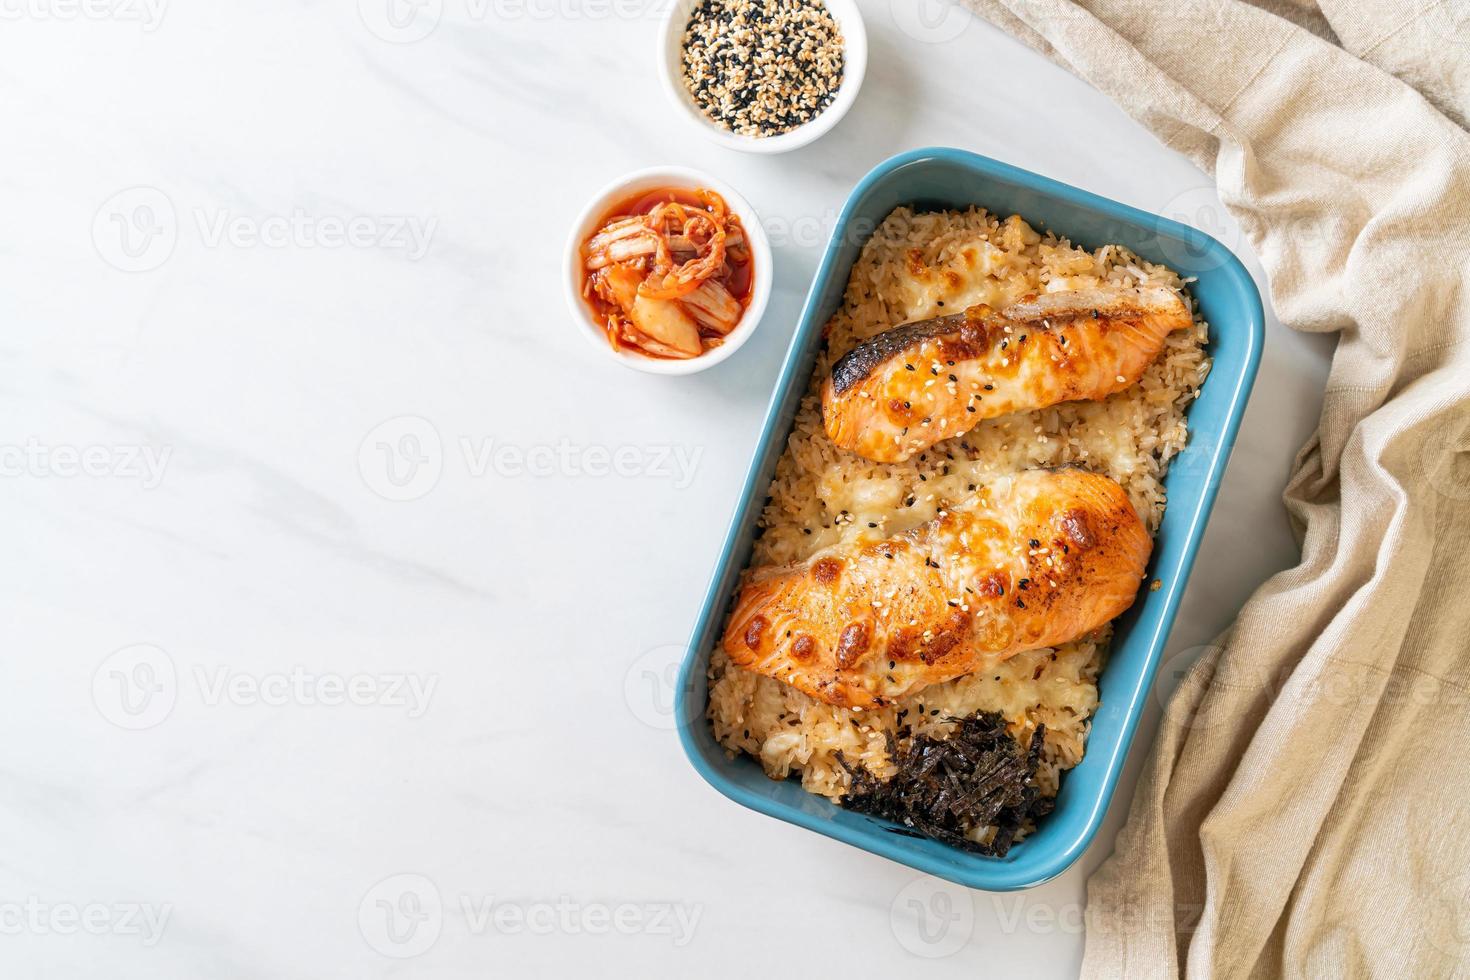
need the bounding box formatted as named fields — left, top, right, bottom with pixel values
left=837, top=712, right=1052, bottom=857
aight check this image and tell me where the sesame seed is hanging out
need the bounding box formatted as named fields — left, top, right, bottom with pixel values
left=679, top=0, right=845, bottom=138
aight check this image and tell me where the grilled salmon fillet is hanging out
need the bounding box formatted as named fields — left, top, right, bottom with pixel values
left=822, top=286, right=1192, bottom=463
left=721, top=468, right=1151, bottom=709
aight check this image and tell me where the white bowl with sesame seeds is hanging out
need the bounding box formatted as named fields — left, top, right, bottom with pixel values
left=565, top=166, right=772, bottom=376
left=658, top=0, right=867, bottom=154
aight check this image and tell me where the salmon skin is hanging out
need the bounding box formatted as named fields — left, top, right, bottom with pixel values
left=822, top=286, right=1192, bottom=463
left=720, top=468, right=1152, bottom=709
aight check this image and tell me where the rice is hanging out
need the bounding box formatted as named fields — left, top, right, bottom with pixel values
left=707, top=206, right=1210, bottom=824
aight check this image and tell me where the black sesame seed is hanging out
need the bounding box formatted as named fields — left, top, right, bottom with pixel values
left=679, top=0, right=845, bottom=138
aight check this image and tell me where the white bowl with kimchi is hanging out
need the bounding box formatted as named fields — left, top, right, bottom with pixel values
left=566, top=166, right=771, bottom=375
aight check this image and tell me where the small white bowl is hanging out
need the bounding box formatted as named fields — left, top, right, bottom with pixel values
left=657, top=0, right=867, bottom=154
left=564, top=166, right=772, bottom=376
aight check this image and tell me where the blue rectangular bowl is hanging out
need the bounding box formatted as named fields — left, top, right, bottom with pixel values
left=675, top=147, right=1263, bottom=891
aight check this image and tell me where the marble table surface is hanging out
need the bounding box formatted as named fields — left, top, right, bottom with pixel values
left=3, top=0, right=1334, bottom=975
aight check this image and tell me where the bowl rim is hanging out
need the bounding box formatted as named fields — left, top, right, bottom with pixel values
left=562, top=165, right=773, bottom=376
left=672, top=146, right=1265, bottom=890
left=655, top=0, right=868, bottom=155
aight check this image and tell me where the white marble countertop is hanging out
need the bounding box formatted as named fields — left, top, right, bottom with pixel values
left=4, top=1, right=1334, bottom=976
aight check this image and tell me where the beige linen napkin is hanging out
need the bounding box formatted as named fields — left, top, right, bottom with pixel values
left=955, top=0, right=1470, bottom=975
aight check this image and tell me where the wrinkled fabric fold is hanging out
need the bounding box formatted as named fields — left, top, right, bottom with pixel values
left=956, top=0, right=1470, bottom=975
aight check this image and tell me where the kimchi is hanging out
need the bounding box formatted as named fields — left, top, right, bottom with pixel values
left=581, top=187, right=754, bottom=360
